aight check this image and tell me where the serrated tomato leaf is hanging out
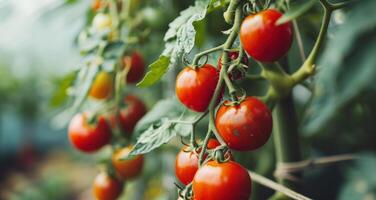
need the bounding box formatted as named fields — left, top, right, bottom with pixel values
left=139, top=0, right=210, bottom=87
left=129, top=120, right=176, bottom=156
left=133, top=98, right=185, bottom=135
left=137, top=56, right=170, bottom=87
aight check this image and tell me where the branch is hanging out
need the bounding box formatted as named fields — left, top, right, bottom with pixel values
left=274, top=154, right=356, bottom=181
left=249, top=171, right=312, bottom=200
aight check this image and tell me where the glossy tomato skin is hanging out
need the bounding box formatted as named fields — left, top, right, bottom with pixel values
left=89, top=71, right=113, bottom=99
left=93, top=172, right=123, bottom=200
left=68, top=113, right=111, bottom=153
left=215, top=96, right=272, bottom=151
left=240, top=9, right=293, bottom=62
left=112, top=146, right=144, bottom=180
left=124, top=52, right=145, bottom=84
left=192, top=161, right=252, bottom=200
left=175, top=139, right=221, bottom=185
left=218, top=52, right=249, bottom=80
left=116, top=95, right=147, bottom=136
left=176, top=64, right=219, bottom=112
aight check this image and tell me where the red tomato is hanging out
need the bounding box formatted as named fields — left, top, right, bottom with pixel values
left=89, top=71, right=113, bottom=100
left=215, top=96, right=272, bottom=151
left=123, top=52, right=145, bottom=84
left=217, top=51, right=248, bottom=80
left=192, top=161, right=252, bottom=200
left=112, top=146, right=144, bottom=180
left=175, top=139, right=221, bottom=185
left=93, top=172, right=123, bottom=200
left=176, top=64, right=219, bottom=112
left=68, top=113, right=111, bottom=153
left=110, top=95, right=147, bottom=136
left=240, top=9, right=293, bottom=62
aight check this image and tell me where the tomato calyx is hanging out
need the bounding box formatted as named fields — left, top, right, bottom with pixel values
left=224, top=88, right=247, bottom=106
left=213, top=146, right=232, bottom=163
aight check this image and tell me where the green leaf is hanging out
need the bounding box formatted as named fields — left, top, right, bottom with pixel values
left=49, top=72, right=77, bottom=108
left=303, top=0, right=376, bottom=134
left=139, top=0, right=210, bottom=87
left=134, top=98, right=185, bottom=135
left=276, top=0, right=316, bottom=25
left=130, top=98, right=196, bottom=155
left=130, top=120, right=177, bottom=156
left=137, top=56, right=170, bottom=87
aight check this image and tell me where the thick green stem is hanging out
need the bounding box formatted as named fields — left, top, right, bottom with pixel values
left=270, top=58, right=302, bottom=199
left=273, top=94, right=302, bottom=188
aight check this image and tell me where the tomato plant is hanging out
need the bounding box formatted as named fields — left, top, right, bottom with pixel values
left=93, top=172, right=123, bottom=200
left=56, top=0, right=373, bottom=199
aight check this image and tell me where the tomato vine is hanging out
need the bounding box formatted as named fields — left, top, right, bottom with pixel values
left=60, top=0, right=357, bottom=199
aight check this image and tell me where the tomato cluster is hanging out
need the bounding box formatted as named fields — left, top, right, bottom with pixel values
left=68, top=51, right=146, bottom=200
left=68, top=94, right=146, bottom=199
left=173, top=8, right=289, bottom=200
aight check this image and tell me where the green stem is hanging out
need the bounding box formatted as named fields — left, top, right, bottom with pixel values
left=207, top=6, right=243, bottom=146
left=270, top=59, right=302, bottom=199
left=291, top=2, right=332, bottom=84
left=292, top=20, right=306, bottom=63
left=273, top=94, right=302, bottom=188
left=199, top=128, right=213, bottom=166
left=192, top=45, right=223, bottom=66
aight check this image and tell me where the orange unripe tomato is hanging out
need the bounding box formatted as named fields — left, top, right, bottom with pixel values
left=112, top=146, right=144, bottom=180
left=89, top=72, right=113, bottom=100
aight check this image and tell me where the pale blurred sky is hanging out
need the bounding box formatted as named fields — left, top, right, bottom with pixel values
left=0, top=0, right=88, bottom=77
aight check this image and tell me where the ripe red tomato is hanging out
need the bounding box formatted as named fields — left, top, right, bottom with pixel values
left=68, top=113, right=111, bottom=153
left=111, top=95, right=147, bottom=136
left=217, top=52, right=248, bottom=80
left=93, top=172, right=123, bottom=200
left=215, top=96, right=272, bottom=151
left=89, top=71, right=113, bottom=100
left=123, top=52, right=145, bottom=84
left=175, top=139, right=221, bottom=185
left=192, top=161, right=252, bottom=200
left=112, top=146, right=144, bottom=180
left=240, top=9, right=293, bottom=62
left=176, top=64, right=219, bottom=112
